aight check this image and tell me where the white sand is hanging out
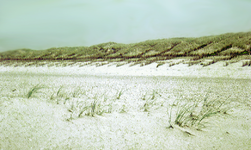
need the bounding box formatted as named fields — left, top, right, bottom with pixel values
left=0, top=61, right=250, bottom=79
left=0, top=60, right=250, bottom=149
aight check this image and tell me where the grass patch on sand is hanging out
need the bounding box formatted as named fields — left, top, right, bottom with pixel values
left=168, top=95, right=232, bottom=130
left=65, top=93, right=115, bottom=120
left=47, top=87, right=126, bottom=120
left=242, top=60, right=251, bottom=67
left=22, top=83, right=235, bottom=132
left=26, top=84, right=233, bottom=130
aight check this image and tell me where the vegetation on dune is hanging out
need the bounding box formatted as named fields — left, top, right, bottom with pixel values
left=0, top=32, right=250, bottom=65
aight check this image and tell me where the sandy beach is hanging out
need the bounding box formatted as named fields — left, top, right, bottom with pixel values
left=0, top=61, right=250, bottom=149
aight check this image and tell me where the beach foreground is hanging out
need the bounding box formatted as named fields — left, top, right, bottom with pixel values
left=0, top=61, right=250, bottom=149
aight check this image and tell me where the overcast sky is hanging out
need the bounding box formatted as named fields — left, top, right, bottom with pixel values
left=0, top=0, right=251, bottom=51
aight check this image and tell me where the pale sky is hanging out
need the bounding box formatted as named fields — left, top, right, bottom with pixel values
left=0, top=0, right=251, bottom=51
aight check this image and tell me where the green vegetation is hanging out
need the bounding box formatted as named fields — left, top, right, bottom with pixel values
left=35, top=85, right=233, bottom=130
left=66, top=97, right=111, bottom=120
left=47, top=87, right=122, bottom=120
left=141, top=90, right=162, bottom=112
left=0, top=31, right=251, bottom=66
left=168, top=95, right=232, bottom=129
left=6, top=79, right=235, bottom=131
left=27, top=84, right=44, bottom=98
left=116, top=89, right=124, bottom=100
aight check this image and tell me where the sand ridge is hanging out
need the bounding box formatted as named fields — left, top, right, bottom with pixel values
left=0, top=60, right=250, bottom=79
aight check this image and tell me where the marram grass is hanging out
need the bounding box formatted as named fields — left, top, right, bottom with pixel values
left=27, top=84, right=44, bottom=98
left=168, top=96, right=232, bottom=129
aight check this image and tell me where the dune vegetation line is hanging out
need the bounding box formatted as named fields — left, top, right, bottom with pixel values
left=0, top=31, right=251, bottom=67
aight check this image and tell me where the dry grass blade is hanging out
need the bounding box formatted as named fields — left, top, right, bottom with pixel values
left=116, top=89, right=124, bottom=99
left=57, top=86, right=63, bottom=97
left=27, top=84, right=44, bottom=98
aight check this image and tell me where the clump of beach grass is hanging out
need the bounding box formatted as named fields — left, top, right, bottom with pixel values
left=201, top=59, right=217, bottom=67
left=85, top=99, right=107, bottom=117
left=72, top=87, right=86, bottom=98
left=50, top=86, right=88, bottom=105
left=187, top=60, right=201, bottom=66
left=49, top=86, right=68, bottom=104
left=242, top=60, right=251, bottom=67
left=65, top=94, right=113, bottom=120
left=168, top=95, right=232, bottom=129
left=142, top=90, right=161, bottom=112
left=156, top=62, right=165, bottom=68
left=169, top=62, right=176, bottom=67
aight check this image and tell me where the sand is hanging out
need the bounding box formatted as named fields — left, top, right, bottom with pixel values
left=1, top=60, right=251, bottom=79
left=0, top=61, right=250, bottom=149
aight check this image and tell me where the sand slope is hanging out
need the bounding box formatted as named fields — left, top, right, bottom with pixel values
left=0, top=61, right=251, bottom=79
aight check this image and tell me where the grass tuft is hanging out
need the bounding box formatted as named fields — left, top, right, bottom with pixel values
left=142, top=90, right=161, bottom=112
left=242, top=60, right=251, bottom=67
left=156, top=62, right=165, bottom=68
left=116, top=89, right=124, bottom=99
left=27, top=84, right=44, bottom=98
left=65, top=93, right=113, bottom=120
left=168, top=95, right=232, bottom=129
